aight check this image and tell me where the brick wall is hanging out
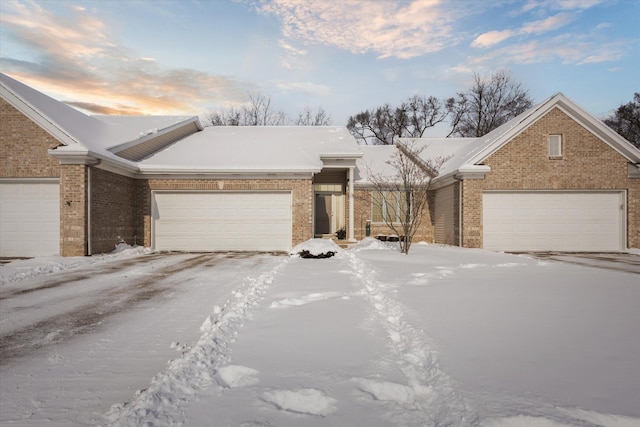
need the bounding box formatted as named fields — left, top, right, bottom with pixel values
left=353, top=188, right=433, bottom=243
left=460, top=180, right=483, bottom=248
left=90, top=167, right=140, bottom=253
left=0, top=98, right=60, bottom=178
left=141, top=178, right=313, bottom=248
left=462, top=107, right=639, bottom=248
left=59, top=164, right=87, bottom=256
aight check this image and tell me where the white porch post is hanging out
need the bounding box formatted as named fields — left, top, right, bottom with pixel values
left=348, top=166, right=355, bottom=241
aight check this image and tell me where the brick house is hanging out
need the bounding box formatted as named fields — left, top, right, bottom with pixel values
left=404, top=93, right=640, bottom=252
left=1, top=73, right=361, bottom=256
left=2, top=73, right=639, bottom=256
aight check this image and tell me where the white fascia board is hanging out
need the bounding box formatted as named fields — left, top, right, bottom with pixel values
left=454, top=164, right=492, bottom=179
left=554, top=101, right=640, bottom=162
left=1, top=85, right=77, bottom=146
left=48, top=146, right=139, bottom=177
left=320, top=152, right=363, bottom=159
left=138, top=166, right=321, bottom=175
left=431, top=165, right=492, bottom=189
left=465, top=102, right=552, bottom=167
left=139, top=172, right=313, bottom=180
left=321, top=157, right=359, bottom=168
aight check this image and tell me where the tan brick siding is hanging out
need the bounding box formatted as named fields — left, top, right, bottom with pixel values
left=463, top=107, right=639, bottom=248
left=460, top=179, right=483, bottom=248
left=141, top=179, right=313, bottom=248
left=90, top=167, right=141, bottom=253
left=354, top=189, right=433, bottom=243
left=59, top=164, right=87, bottom=256
left=0, top=98, right=61, bottom=178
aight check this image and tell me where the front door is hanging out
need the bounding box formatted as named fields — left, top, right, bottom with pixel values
left=314, top=192, right=344, bottom=237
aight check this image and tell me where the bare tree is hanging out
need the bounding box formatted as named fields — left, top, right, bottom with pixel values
left=205, top=92, right=288, bottom=126
left=295, top=105, right=331, bottom=126
left=604, top=93, right=640, bottom=148
left=243, top=93, right=288, bottom=126
left=363, top=141, right=447, bottom=254
left=347, top=95, right=451, bottom=145
left=448, top=70, right=532, bottom=137
left=205, top=107, right=242, bottom=126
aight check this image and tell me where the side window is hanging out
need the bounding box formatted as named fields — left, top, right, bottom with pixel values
left=371, top=191, right=411, bottom=223
left=548, top=134, right=562, bottom=158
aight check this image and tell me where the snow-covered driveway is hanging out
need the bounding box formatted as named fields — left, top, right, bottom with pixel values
left=1, top=241, right=639, bottom=427
left=0, top=250, right=284, bottom=426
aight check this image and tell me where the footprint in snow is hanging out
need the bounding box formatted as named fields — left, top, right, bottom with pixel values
left=261, top=388, right=337, bottom=416
left=353, top=378, right=415, bottom=406
left=215, top=365, right=260, bottom=388
left=270, top=292, right=345, bottom=308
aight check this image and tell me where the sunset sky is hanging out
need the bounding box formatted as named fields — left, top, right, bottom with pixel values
left=0, top=0, right=638, bottom=130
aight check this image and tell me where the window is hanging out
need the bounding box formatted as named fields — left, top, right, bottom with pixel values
left=372, top=191, right=410, bottom=223
left=548, top=134, right=562, bottom=158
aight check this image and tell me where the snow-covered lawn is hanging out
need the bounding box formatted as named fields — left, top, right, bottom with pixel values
left=1, top=241, right=638, bottom=426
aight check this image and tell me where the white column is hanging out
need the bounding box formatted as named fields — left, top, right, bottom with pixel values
left=348, top=166, right=355, bottom=241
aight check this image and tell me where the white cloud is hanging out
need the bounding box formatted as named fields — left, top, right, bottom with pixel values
left=463, top=35, right=629, bottom=67
left=471, top=30, right=514, bottom=48
left=520, top=12, right=574, bottom=35
left=0, top=0, right=253, bottom=115
left=278, top=39, right=307, bottom=56
left=272, top=80, right=331, bottom=96
left=258, top=0, right=462, bottom=59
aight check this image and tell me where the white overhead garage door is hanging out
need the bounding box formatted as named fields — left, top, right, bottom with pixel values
left=483, top=191, right=625, bottom=252
left=152, top=191, right=292, bottom=252
left=0, top=180, right=60, bottom=257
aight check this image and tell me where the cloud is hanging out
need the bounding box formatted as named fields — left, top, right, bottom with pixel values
left=472, top=12, right=575, bottom=49
left=278, top=40, right=307, bottom=56
left=258, top=0, right=462, bottom=59
left=522, top=0, right=605, bottom=12
left=272, top=80, right=331, bottom=96
left=471, top=30, right=515, bottom=48
left=519, top=12, right=575, bottom=35
left=0, top=0, right=252, bottom=115
left=462, top=35, right=629, bottom=68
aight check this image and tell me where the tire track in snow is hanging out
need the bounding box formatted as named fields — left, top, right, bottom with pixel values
left=0, top=254, right=217, bottom=365
left=346, top=251, right=479, bottom=426
left=103, top=256, right=290, bottom=427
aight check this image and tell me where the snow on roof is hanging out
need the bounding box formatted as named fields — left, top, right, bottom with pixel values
left=94, top=115, right=194, bottom=148
left=0, top=73, right=198, bottom=155
left=401, top=92, right=640, bottom=182
left=399, top=138, right=482, bottom=178
left=139, top=126, right=361, bottom=173
left=0, top=72, right=110, bottom=147
left=354, top=145, right=400, bottom=183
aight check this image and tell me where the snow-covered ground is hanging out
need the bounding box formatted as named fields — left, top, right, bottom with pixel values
left=1, top=241, right=638, bottom=426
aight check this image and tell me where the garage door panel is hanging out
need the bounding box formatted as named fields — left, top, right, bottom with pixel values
left=483, top=191, right=624, bottom=252
left=153, top=192, right=292, bottom=252
left=0, top=181, right=60, bottom=257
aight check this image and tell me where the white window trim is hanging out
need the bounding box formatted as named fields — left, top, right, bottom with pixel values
left=548, top=134, right=563, bottom=158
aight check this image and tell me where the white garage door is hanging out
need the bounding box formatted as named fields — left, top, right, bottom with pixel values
left=483, top=191, right=625, bottom=252
left=153, top=191, right=292, bottom=251
left=0, top=180, right=60, bottom=257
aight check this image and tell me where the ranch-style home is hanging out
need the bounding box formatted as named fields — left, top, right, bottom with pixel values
left=404, top=93, right=640, bottom=252
left=1, top=72, right=639, bottom=257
